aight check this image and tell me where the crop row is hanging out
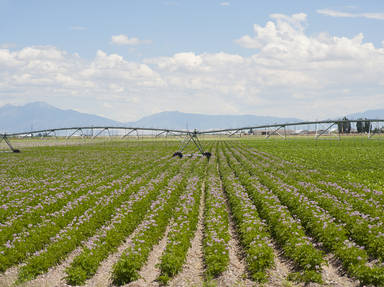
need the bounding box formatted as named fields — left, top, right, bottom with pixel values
left=202, top=152, right=230, bottom=278
left=217, top=149, right=275, bottom=282
left=66, top=158, right=192, bottom=285
left=111, top=158, right=201, bottom=285
left=235, top=145, right=384, bottom=259
left=0, top=153, right=167, bottom=249
left=158, top=162, right=205, bottom=284
left=219, top=146, right=323, bottom=283
left=0, top=148, right=146, bottom=216
left=14, top=158, right=180, bottom=282
left=230, top=142, right=384, bottom=285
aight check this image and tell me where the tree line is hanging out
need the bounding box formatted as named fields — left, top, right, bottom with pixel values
left=337, top=117, right=372, bottom=133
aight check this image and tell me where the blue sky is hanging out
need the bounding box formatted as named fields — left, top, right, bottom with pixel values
left=1, top=0, right=384, bottom=121
left=2, top=0, right=383, bottom=59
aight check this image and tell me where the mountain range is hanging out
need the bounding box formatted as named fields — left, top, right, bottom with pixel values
left=1, top=102, right=383, bottom=133
left=0, top=102, right=119, bottom=133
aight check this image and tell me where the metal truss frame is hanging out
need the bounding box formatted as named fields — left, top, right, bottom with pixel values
left=1, top=119, right=383, bottom=155
left=172, top=129, right=211, bottom=159
left=92, top=128, right=110, bottom=139
left=315, top=123, right=340, bottom=139
left=265, top=125, right=287, bottom=139
left=0, top=134, right=20, bottom=153
left=368, top=122, right=384, bottom=139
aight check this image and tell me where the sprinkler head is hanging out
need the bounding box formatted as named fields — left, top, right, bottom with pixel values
left=172, top=152, right=183, bottom=158
left=203, top=152, right=211, bottom=159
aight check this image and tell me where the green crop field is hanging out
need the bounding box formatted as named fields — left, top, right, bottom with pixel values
left=1, top=138, right=384, bottom=286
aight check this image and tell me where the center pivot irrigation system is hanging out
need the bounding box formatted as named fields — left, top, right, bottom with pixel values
left=1, top=119, right=384, bottom=157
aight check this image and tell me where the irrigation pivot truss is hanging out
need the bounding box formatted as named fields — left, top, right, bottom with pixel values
left=1, top=119, right=384, bottom=156
left=199, top=119, right=384, bottom=137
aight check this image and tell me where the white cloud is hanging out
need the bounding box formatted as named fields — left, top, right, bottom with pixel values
left=111, top=35, right=151, bottom=46
left=0, top=43, right=17, bottom=49
left=1, top=13, right=384, bottom=121
left=220, top=2, right=230, bottom=6
left=317, top=9, right=384, bottom=20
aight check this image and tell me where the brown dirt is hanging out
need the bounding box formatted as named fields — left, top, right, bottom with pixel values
left=265, top=246, right=293, bottom=287
left=0, top=266, right=19, bottom=287
left=318, top=254, right=359, bottom=287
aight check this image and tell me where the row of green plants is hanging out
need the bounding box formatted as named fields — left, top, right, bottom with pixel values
left=202, top=152, right=230, bottom=278
left=157, top=164, right=205, bottom=284
left=111, top=158, right=201, bottom=285
left=0, top=152, right=162, bottom=251
left=243, top=139, right=384, bottom=201
left=222, top=145, right=324, bottom=283
left=232, top=143, right=384, bottom=286
left=217, top=149, right=275, bottom=282
left=295, top=180, right=384, bottom=260
left=0, top=147, right=149, bottom=221
left=236, top=145, right=384, bottom=260
left=65, top=159, right=189, bottom=285
left=1, top=142, right=172, bottom=222
left=1, top=154, right=172, bottom=274
left=243, top=144, right=384, bottom=219
left=15, top=159, right=179, bottom=283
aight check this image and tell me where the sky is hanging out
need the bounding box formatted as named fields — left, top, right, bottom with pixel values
left=1, top=0, right=384, bottom=122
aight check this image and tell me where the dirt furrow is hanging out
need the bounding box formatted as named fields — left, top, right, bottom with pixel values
left=320, top=254, right=359, bottom=287
left=265, top=246, right=292, bottom=287
left=0, top=266, right=19, bottom=287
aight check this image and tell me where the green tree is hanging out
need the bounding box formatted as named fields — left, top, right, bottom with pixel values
left=338, top=116, right=351, bottom=134
left=356, top=119, right=363, bottom=133
left=363, top=119, right=371, bottom=133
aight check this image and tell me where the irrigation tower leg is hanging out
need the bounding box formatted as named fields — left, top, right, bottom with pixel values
left=66, top=128, right=80, bottom=140
left=173, top=130, right=211, bottom=159
left=121, top=129, right=136, bottom=139
left=229, top=129, right=240, bottom=137
left=92, top=128, right=107, bottom=139
left=265, top=126, right=285, bottom=139
left=315, top=123, right=336, bottom=139
left=155, top=130, right=167, bottom=138
left=0, top=135, right=20, bottom=153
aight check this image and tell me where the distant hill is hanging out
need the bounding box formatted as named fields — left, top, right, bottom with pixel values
left=0, top=102, right=120, bottom=133
left=2, top=102, right=383, bottom=133
left=346, top=109, right=384, bottom=119
left=130, top=111, right=301, bottom=130
left=0, top=102, right=303, bottom=133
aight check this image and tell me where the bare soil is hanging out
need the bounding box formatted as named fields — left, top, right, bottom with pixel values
left=0, top=266, right=19, bottom=287
left=318, top=254, right=359, bottom=287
